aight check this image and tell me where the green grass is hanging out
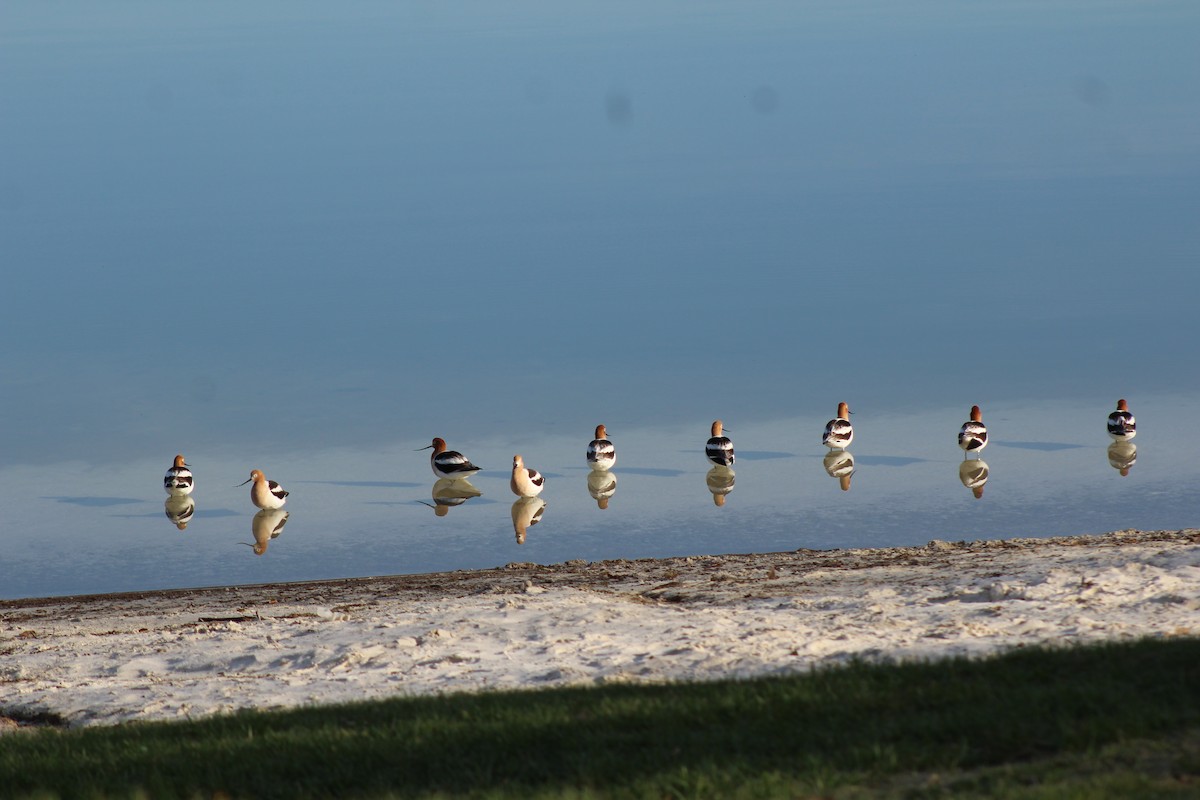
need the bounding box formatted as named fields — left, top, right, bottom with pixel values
left=4, top=638, right=1200, bottom=799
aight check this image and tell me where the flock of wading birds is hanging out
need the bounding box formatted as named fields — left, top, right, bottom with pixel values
left=159, top=400, right=1140, bottom=546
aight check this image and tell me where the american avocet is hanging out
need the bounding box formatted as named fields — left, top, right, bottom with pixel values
left=587, top=469, right=617, bottom=509
left=417, top=438, right=482, bottom=481
left=1107, top=440, right=1137, bottom=476
left=1107, top=399, right=1136, bottom=441
left=423, top=478, right=483, bottom=516
left=705, top=465, right=735, bottom=506
left=510, top=455, right=545, bottom=497
left=164, top=495, right=195, bottom=530
left=248, top=509, right=289, bottom=555
left=823, top=450, right=855, bottom=492
left=163, top=454, right=194, bottom=496
left=705, top=420, right=735, bottom=466
left=238, top=469, right=288, bottom=510
left=511, top=496, right=546, bottom=544
left=822, top=403, right=853, bottom=450
left=957, top=405, right=988, bottom=456
left=586, top=424, right=616, bottom=471
left=958, top=458, right=989, bottom=498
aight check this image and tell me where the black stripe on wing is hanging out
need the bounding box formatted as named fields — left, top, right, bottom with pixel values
left=706, top=436, right=735, bottom=466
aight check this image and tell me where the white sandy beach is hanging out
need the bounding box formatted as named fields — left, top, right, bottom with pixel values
left=2, top=528, right=1198, bottom=730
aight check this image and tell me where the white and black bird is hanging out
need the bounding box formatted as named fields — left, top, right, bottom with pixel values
left=418, top=437, right=482, bottom=481
left=1107, top=399, right=1136, bottom=441
left=822, top=402, right=854, bottom=450
left=163, top=454, right=194, bottom=496
left=957, top=405, right=988, bottom=456
left=511, top=455, right=546, bottom=497
left=705, top=420, right=735, bottom=467
left=239, top=469, right=289, bottom=510
left=586, top=424, right=616, bottom=471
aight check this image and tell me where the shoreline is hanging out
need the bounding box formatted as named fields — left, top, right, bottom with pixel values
left=2, top=528, right=1198, bottom=728
left=3, top=527, right=1190, bottom=609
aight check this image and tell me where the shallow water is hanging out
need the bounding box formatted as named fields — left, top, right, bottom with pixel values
left=2, top=3, right=1198, bottom=598
left=0, top=394, right=1192, bottom=600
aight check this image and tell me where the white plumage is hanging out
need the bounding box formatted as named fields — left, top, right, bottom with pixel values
left=586, top=424, right=616, bottom=470
left=822, top=402, right=854, bottom=450
left=705, top=420, right=734, bottom=467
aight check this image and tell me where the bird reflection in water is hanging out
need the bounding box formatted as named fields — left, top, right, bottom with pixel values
left=422, top=477, right=482, bottom=516
left=587, top=469, right=618, bottom=509
left=1107, top=441, right=1137, bottom=476
left=958, top=459, right=989, bottom=498
left=823, top=450, right=855, bottom=492
left=164, top=495, right=195, bottom=530
left=246, top=508, right=289, bottom=555
left=705, top=465, right=735, bottom=506
left=511, top=497, right=546, bottom=544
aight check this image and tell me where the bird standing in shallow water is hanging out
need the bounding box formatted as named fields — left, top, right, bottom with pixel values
left=1107, top=399, right=1136, bottom=441
left=239, top=469, right=288, bottom=510
left=587, top=424, right=616, bottom=471
left=705, top=420, right=734, bottom=467
left=958, top=405, right=988, bottom=456
left=822, top=403, right=854, bottom=450
left=164, top=454, right=194, bottom=496
left=417, top=437, right=482, bottom=481
left=510, top=455, right=545, bottom=497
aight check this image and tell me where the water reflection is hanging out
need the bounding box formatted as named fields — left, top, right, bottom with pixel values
left=587, top=469, right=618, bottom=509
left=511, top=497, right=546, bottom=544
left=163, top=495, right=195, bottom=530
left=247, top=509, right=289, bottom=555
left=958, top=459, right=989, bottom=499
left=1107, top=441, right=1137, bottom=476
left=422, top=477, right=483, bottom=516
left=823, top=450, right=855, bottom=492
left=705, top=465, right=735, bottom=506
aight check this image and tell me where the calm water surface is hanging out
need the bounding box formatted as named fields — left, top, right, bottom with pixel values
left=2, top=3, right=1198, bottom=599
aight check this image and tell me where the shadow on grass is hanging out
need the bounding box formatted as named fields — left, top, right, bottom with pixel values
left=4, top=638, right=1200, bottom=799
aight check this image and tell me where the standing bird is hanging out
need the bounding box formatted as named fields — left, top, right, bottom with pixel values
left=822, top=402, right=854, bottom=450
left=417, top=437, right=482, bottom=481
left=1107, top=399, right=1136, bottom=441
left=511, top=455, right=546, bottom=497
left=957, top=405, right=988, bottom=456
left=163, top=454, right=194, bottom=496
left=705, top=420, right=735, bottom=467
left=586, top=424, right=616, bottom=471
left=239, top=469, right=289, bottom=510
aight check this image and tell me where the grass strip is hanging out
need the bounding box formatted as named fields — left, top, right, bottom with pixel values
left=3, top=637, right=1199, bottom=799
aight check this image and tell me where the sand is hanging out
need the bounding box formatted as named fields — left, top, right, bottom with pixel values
left=2, top=528, right=1198, bottom=729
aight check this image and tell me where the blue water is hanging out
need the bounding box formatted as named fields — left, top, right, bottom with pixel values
left=2, top=3, right=1198, bottom=599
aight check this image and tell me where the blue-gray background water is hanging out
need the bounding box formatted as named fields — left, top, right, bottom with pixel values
left=2, top=2, right=1198, bottom=599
